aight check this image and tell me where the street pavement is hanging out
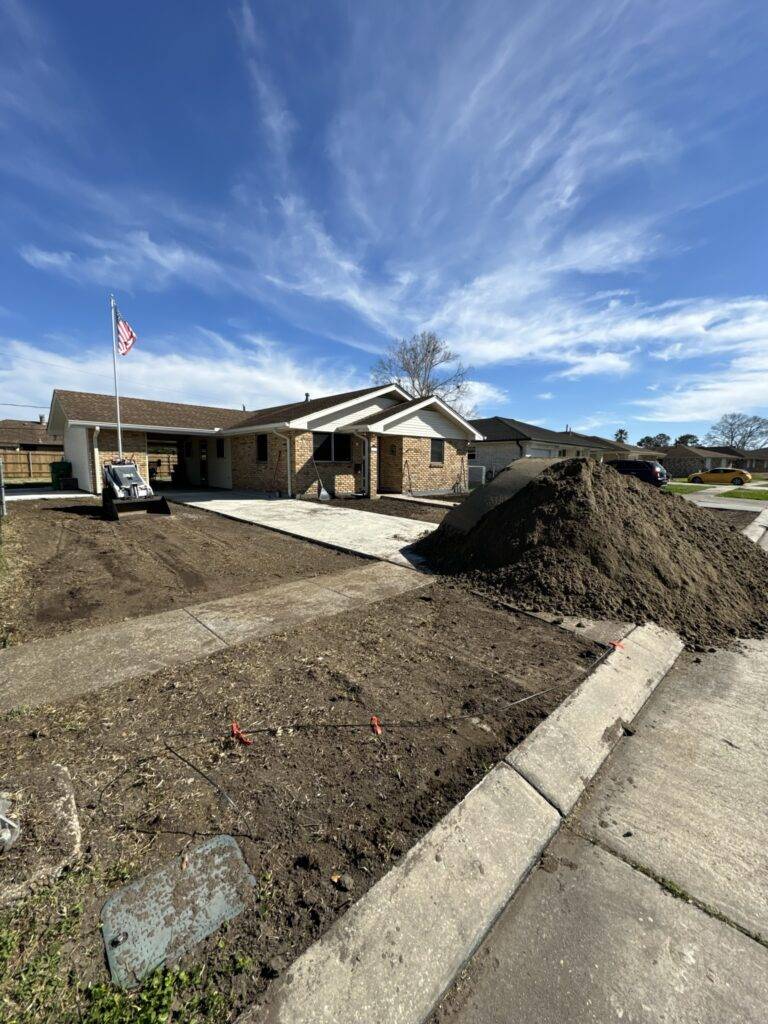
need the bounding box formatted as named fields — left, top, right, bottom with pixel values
left=431, top=640, right=768, bottom=1024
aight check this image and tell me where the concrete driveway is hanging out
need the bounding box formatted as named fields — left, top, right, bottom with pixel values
left=168, top=490, right=436, bottom=567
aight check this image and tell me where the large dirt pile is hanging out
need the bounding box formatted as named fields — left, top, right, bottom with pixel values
left=415, top=459, right=768, bottom=648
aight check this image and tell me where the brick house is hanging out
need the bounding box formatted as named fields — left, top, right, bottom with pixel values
left=656, top=444, right=733, bottom=479
left=468, top=416, right=626, bottom=476
left=0, top=416, right=63, bottom=451
left=47, top=384, right=480, bottom=498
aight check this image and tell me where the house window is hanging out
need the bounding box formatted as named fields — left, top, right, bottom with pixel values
left=467, top=446, right=476, bottom=460
left=256, top=434, right=268, bottom=462
left=312, top=432, right=352, bottom=462
left=430, top=438, right=445, bottom=464
left=216, top=439, right=225, bottom=459
left=558, top=449, right=567, bottom=457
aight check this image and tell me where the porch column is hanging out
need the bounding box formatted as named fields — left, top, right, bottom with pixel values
left=368, top=433, right=379, bottom=498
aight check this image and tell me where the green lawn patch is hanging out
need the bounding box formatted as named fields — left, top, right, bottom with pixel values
left=722, top=488, right=768, bottom=501
left=662, top=483, right=709, bottom=494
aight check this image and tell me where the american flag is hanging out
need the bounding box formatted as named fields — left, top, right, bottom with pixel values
left=116, top=310, right=137, bottom=355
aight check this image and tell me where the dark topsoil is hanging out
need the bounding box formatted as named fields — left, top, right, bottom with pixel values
left=707, top=508, right=759, bottom=532
left=308, top=495, right=448, bottom=523
left=0, top=585, right=601, bottom=1021
left=0, top=499, right=360, bottom=645
left=415, top=459, right=768, bottom=649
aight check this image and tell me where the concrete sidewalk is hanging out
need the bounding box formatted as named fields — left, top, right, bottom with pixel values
left=432, top=640, right=768, bottom=1023
left=0, top=562, right=430, bottom=712
left=167, top=491, right=436, bottom=566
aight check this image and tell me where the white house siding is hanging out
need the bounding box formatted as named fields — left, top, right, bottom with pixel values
left=305, top=396, right=401, bottom=432
left=207, top=437, right=232, bottom=489
left=471, top=441, right=525, bottom=475
left=63, top=425, right=93, bottom=492
left=379, top=408, right=467, bottom=439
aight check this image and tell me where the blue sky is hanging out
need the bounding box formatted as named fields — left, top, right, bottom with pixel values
left=1, top=0, right=767, bottom=441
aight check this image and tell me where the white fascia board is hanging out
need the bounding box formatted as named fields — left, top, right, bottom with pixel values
left=363, top=396, right=484, bottom=440
left=221, top=421, right=290, bottom=436
left=284, top=384, right=412, bottom=430
left=68, top=420, right=224, bottom=435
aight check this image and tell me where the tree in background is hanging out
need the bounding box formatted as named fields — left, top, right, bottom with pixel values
left=614, top=428, right=629, bottom=443
left=637, top=432, right=671, bottom=449
left=705, top=413, right=768, bottom=450
left=372, top=331, right=472, bottom=413
left=674, top=433, right=699, bottom=446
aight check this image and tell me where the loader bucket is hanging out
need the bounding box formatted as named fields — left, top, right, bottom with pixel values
left=102, top=492, right=172, bottom=520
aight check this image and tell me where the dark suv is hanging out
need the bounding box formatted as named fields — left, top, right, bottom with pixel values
left=606, top=459, right=668, bottom=487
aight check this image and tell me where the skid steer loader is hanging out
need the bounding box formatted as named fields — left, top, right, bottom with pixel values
left=102, top=460, right=171, bottom=520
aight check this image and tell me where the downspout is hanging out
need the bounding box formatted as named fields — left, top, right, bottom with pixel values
left=93, top=426, right=102, bottom=494
left=272, top=430, right=292, bottom=497
left=352, top=431, right=370, bottom=497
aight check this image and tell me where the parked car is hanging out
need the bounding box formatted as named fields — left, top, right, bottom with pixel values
left=687, top=467, right=752, bottom=485
left=606, top=459, right=668, bottom=487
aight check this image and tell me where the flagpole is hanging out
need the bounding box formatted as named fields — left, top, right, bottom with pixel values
left=110, top=294, right=124, bottom=459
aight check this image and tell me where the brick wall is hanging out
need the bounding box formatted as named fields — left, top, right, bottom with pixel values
left=92, top=429, right=148, bottom=490
left=401, top=437, right=468, bottom=494
left=378, top=436, right=403, bottom=492
left=292, top=431, right=366, bottom=498
left=231, top=433, right=289, bottom=493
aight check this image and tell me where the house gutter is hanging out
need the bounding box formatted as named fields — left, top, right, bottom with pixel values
left=352, top=431, right=371, bottom=497
left=93, top=426, right=102, bottom=494
left=271, top=430, right=293, bottom=498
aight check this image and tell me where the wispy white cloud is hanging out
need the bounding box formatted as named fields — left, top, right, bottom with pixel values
left=537, top=392, right=554, bottom=400
left=0, top=334, right=363, bottom=414
left=3, top=0, right=768, bottom=431
left=20, top=232, right=224, bottom=292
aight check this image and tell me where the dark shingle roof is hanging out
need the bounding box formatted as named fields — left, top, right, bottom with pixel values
left=52, top=384, right=404, bottom=433
left=705, top=445, right=749, bottom=458
left=470, top=416, right=616, bottom=450
left=233, top=385, right=393, bottom=428
left=0, top=419, right=63, bottom=447
left=53, top=390, right=246, bottom=430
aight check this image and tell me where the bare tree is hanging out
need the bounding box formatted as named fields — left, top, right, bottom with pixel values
left=372, top=331, right=472, bottom=413
left=614, top=428, right=629, bottom=443
left=705, top=413, right=768, bottom=450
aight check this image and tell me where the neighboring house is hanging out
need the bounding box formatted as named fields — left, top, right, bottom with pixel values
left=0, top=416, right=63, bottom=451
left=744, top=447, right=768, bottom=472
left=47, top=384, right=481, bottom=497
left=705, top=445, right=749, bottom=466
left=657, top=444, right=733, bottom=478
left=469, top=417, right=625, bottom=476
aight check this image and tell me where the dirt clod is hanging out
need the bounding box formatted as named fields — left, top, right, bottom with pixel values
left=416, top=459, right=768, bottom=648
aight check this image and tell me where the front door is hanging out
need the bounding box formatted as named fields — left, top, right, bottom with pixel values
left=199, top=439, right=209, bottom=485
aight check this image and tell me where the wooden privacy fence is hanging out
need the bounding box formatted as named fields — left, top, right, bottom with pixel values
left=0, top=450, right=65, bottom=483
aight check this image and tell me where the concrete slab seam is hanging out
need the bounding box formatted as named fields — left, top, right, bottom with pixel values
left=572, top=826, right=768, bottom=951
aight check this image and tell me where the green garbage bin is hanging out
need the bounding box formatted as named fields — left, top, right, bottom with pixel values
left=50, top=460, right=72, bottom=489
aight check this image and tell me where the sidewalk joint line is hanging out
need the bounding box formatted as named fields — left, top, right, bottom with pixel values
left=570, top=825, right=768, bottom=950
left=182, top=608, right=229, bottom=647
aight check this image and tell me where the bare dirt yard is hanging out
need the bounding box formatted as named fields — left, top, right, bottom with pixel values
left=0, top=584, right=602, bottom=1023
left=706, top=508, right=759, bottom=532
left=309, top=495, right=449, bottom=523
left=0, top=499, right=361, bottom=646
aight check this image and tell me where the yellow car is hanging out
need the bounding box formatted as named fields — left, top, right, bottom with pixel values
left=687, top=467, right=752, bottom=485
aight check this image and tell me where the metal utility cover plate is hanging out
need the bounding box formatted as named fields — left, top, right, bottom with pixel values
left=102, top=835, right=255, bottom=989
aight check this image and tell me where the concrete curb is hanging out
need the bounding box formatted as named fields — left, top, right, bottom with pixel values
left=248, top=765, right=559, bottom=1024
left=742, top=508, right=768, bottom=546
left=507, top=623, right=684, bottom=816
left=240, top=622, right=684, bottom=1024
